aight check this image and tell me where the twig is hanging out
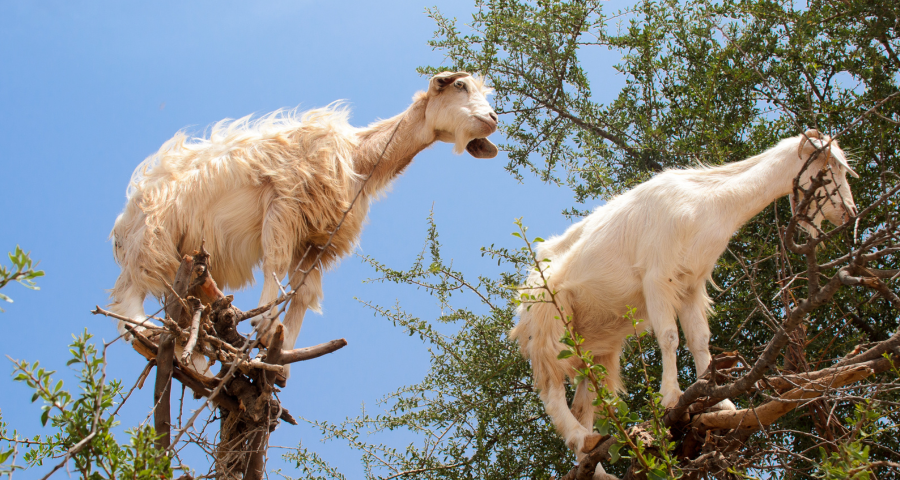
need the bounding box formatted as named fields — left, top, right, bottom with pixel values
left=91, top=306, right=164, bottom=331
left=246, top=359, right=284, bottom=375
left=180, top=298, right=205, bottom=365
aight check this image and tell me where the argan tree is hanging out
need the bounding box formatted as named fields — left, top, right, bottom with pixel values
left=291, top=0, right=900, bottom=478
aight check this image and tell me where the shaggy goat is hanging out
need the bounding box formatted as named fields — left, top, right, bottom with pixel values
left=511, top=130, right=858, bottom=460
left=110, top=72, right=498, bottom=374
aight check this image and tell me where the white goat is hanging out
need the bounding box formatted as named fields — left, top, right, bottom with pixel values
left=110, top=72, right=498, bottom=373
left=511, top=130, right=858, bottom=461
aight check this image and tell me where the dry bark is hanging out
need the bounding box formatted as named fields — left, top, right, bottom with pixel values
left=153, top=333, right=175, bottom=449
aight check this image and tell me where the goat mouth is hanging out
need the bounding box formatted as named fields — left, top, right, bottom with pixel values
left=465, top=137, right=499, bottom=159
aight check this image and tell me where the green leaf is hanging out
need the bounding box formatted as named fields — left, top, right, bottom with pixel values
left=609, top=442, right=622, bottom=464
left=595, top=418, right=610, bottom=436
left=557, top=349, right=574, bottom=359
left=648, top=468, right=668, bottom=480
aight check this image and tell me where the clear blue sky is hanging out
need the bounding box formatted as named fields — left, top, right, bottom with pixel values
left=0, top=1, right=622, bottom=477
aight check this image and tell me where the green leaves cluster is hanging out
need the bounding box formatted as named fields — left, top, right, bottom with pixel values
left=817, top=402, right=891, bottom=480
left=0, top=331, right=172, bottom=479
left=0, top=246, right=44, bottom=311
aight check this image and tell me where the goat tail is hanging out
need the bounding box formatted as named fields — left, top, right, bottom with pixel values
left=511, top=288, right=626, bottom=395
left=510, top=287, right=573, bottom=391
left=107, top=272, right=148, bottom=338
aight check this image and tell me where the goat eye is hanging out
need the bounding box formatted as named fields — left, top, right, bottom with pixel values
left=454, top=81, right=466, bottom=90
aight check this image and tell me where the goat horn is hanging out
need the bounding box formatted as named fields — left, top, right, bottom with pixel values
left=799, top=129, right=859, bottom=178
left=798, top=128, right=823, bottom=159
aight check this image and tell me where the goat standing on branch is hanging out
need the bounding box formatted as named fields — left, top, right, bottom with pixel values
left=511, top=130, right=858, bottom=460
left=109, top=72, right=499, bottom=375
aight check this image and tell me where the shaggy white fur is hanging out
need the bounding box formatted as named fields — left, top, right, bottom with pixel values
left=110, top=72, right=498, bottom=373
left=511, top=130, right=858, bottom=469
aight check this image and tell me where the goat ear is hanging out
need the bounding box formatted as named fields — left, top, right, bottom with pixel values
left=825, top=137, right=860, bottom=178
left=430, top=72, right=470, bottom=93
left=830, top=155, right=860, bottom=178
left=465, top=137, right=499, bottom=159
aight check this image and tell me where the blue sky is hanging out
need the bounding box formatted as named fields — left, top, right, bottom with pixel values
left=0, top=1, right=624, bottom=477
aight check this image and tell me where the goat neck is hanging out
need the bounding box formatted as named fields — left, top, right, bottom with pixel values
left=352, top=99, right=432, bottom=196
left=712, top=139, right=807, bottom=232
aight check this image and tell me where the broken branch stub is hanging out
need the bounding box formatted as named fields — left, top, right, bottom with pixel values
left=166, top=255, right=195, bottom=328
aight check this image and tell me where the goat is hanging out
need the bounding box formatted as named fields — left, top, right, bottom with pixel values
left=511, top=130, right=858, bottom=463
left=110, top=72, right=499, bottom=375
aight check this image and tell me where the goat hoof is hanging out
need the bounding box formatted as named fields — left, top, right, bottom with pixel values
left=660, top=389, right=683, bottom=409
left=252, top=316, right=284, bottom=349
left=249, top=314, right=264, bottom=328
left=593, top=466, right=618, bottom=480
left=250, top=313, right=276, bottom=334
left=581, top=433, right=604, bottom=453
left=710, top=398, right=737, bottom=411
left=122, top=322, right=149, bottom=342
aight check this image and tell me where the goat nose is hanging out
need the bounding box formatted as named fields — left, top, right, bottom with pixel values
left=489, top=112, right=498, bottom=123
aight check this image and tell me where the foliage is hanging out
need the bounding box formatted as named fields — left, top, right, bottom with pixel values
left=280, top=442, right=348, bottom=480
left=291, top=0, right=900, bottom=478
left=817, top=401, right=897, bottom=480
left=0, top=246, right=43, bottom=311
left=0, top=330, right=172, bottom=479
